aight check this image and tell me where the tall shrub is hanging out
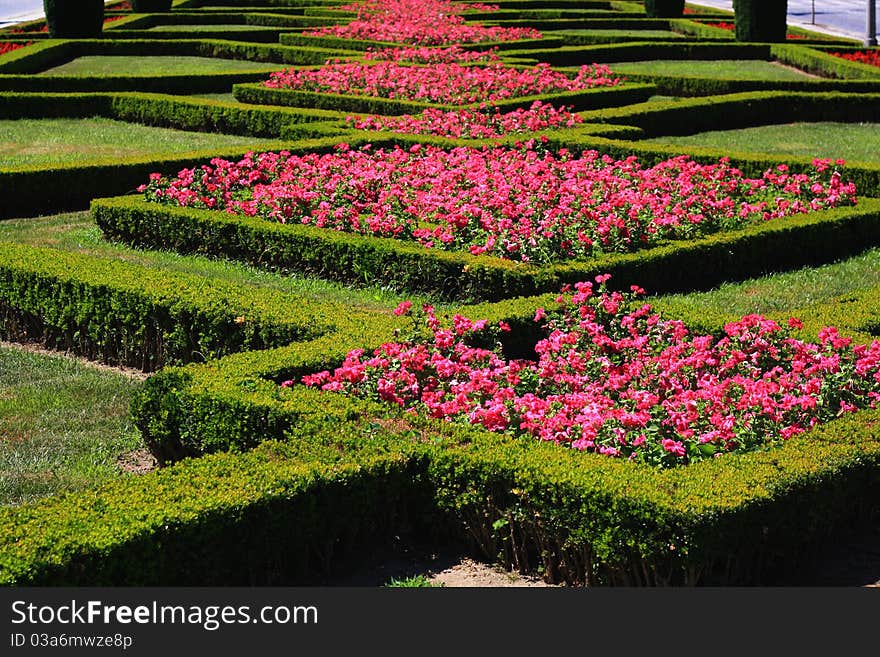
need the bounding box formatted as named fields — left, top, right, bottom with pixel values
left=131, top=0, right=174, bottom=11
left=43, top=0, right=104, bottom=38
left=734, top=0, right=788, bottom=42
left=645, top=0, right=685, bottom=18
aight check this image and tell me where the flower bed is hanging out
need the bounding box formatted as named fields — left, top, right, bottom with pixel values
left=364, top=45, right=500, bottom=64
left=264, top=59, right=622, bottom=105
left=138, top=144, right=857, bottom=264
left=346, top=100, right=583, bottom=138
left=306, top=0, right=539, bottom=45
left=831, top=50, right=880, bottom=68
left=0, top=42, right=32, bottom=56
left=294, top=277, right=880, bottom=467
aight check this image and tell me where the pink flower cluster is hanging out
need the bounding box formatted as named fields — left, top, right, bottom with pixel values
left=346, top=100, right=584, bottom=138
left=265, top=60, right=622, bottom=105
left=293, top=277, right=880, bottom=467
left=306, top=0, right=539, bottom=45
left=363, top=45, right=500, bottom=64
left=139, top=144, right=857, bottom=264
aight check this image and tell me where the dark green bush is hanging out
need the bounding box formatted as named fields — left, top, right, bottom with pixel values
left=644, top=0, right=684, bottom=18
left=131, top=0, right=173, bottom=11
left=43, top=0, right=104, bottom=38
left=734, top=0, right=788, bottom=42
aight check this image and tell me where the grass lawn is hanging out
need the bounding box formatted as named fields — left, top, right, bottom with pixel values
left=38, top=55, right=283, bottom=76
left=0, top=345, right=144, bottom=506
left=645, top=122, right=880, bottom=164
left=184, top=92, right=240, bottom=102
left=606, top=59, right=820, bottom=80
left=650, top=247, right=880, bottom=315
left=0, top=212, right=452, bottom=313
left=0, top=117, right=282, bottom=168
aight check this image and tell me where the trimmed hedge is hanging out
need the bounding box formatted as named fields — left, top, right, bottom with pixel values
left=772, top=44, right=880, bottom=81
left=0, top=91, right=347, bottom=136
left=231, top=82, right=656, bottom=115
left=3, top=402, right=877, bottom=586
left=503, top=41, right=772, bottom=66
left=579, top=89, right=880, bottom=137
left=92, top=193, right=880, bottom=303
left=0, top=241, right=334, bottom=371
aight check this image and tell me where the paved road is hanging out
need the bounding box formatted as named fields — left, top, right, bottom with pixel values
left=689, top=0, right=876, bottom=42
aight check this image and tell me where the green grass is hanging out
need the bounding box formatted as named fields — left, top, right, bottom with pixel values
left=384, top=575, right=442, bottom=587
left=607, top=59, right=820, bottom=80
left=645, top=122, right=880, bottom=164
left=0, top=345, right=143, bottom=506
left=650, top=248, right=880, bottom=315
left=38, top=56, right=283, bottom=76
left=0, top=117, right=282, bottom=168
left=0, top=212, right=453, bottom=313
left=184, top=92, right=240, bottom=102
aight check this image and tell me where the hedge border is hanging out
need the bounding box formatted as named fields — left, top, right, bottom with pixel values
left=91, top=189, right=880, bottom=303
left=5, top=401, right=876, bottom=586
left=0, top=241, right=339, bottom=371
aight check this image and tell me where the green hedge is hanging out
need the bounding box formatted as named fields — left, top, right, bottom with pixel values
left=4, top=400, right=876, bottom=585
left=580, top=90, right=880, bottom=137
left=91, top=193, right=880, bottom=303
left=772, top=44, right=880, bottom=80
left=0, top=91, right=346, bottom=136
left=6, top=282, right=870, bottom=585
left=232, top=81, right=656, bottom=115
left=0, top=241, right=334, bottom=371
left=0, top=433, right=439, bottom=585
left=503, top=41, right=771, bottom=66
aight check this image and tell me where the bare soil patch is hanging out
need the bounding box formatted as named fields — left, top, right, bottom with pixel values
left=116, top=448, right=158, bottom=476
